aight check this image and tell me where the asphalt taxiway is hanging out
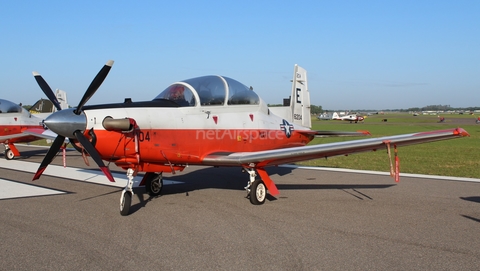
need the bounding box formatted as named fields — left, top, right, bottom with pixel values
left=1, top=145, right=480, bottom=270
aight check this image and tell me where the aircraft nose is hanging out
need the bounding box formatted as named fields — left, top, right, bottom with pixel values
left=43, top=108, right=87, bottom=137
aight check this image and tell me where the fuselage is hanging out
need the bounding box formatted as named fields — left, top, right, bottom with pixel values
left=83, top=100, right=314, bottom=168
left=43, top=75, right=315, bottom=171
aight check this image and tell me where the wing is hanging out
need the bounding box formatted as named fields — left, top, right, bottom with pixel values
left=0, top=128, right=58, bottom=142
left=202, top=128, right=469, bottom=167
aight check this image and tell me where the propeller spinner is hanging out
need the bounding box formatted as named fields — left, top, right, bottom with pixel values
left=32, top=60, right=115, bottom=182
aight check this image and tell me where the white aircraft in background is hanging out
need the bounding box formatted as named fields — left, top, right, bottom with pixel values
left=317, top=112, right=333, bottom=120
left=332, top=112, right=365, bottom=123
left=0, top=82, right=68, bottom=159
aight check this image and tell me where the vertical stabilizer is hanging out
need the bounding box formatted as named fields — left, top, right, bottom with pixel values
left=291, top=65, right=311, bottom=128
left=55, top=89, right=69, bottom=110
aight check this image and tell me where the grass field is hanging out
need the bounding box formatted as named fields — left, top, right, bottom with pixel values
left=299, top=113, right=480, bottom=179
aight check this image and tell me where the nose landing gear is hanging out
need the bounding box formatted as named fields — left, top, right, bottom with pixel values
left=120, top=168, right=135, bottom=216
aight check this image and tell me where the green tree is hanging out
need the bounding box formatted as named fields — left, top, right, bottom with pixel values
left=310, top=105, right=322, bottom=115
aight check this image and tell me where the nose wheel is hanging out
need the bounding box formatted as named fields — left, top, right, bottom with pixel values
left=120, top=168, right=135, bottom=216
left=120, top=191, right=132, bottom=216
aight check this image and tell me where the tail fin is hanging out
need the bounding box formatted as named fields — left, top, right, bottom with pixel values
left=29, top=99, right=54, bottom=113
left=55, top=89, right=69, bottom=110
left=290, top=65, right=311, bottom=128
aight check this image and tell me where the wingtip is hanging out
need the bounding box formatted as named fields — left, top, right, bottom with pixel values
left=454, top=128, right=470, bottom=137
left=358, top=130, right=371, bottom=136
left=106, top=60, right=114, bottom=67
left=32, top=71, right=40, bottom=76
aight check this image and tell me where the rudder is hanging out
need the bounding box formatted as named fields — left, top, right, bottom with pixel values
left=291, top=65, right=311, bottom=128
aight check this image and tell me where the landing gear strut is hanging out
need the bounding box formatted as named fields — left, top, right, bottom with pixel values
left=120, top=168, right=135, bottom=216
left=244, top=168, right=266, bottom=205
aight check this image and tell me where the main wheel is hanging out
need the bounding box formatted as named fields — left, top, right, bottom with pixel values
left=145, top=173, right=163, bottom=197
left=120, top=192, right=132, bottom=216
left=249, top=179, right=266, bottom=205
left=5, top=149, right=14, bottom=160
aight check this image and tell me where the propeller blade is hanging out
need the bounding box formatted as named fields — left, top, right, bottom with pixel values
left=33, top=135, right=66, bottom=180
left=32, top=72, right=62, bottom=111
left=74, top=130, right=115, bottom=182
left=74, top=60, right=114, bottom=114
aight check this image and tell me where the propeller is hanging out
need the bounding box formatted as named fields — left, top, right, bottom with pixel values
left=32, top=60, right=115, bottom=182
left=32, top=71, right=62, bottom=111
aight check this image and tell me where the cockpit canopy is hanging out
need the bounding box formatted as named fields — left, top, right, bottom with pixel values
left=153, top=75, right=260, bottom=107
left=0, top=99, right=23, bottom=113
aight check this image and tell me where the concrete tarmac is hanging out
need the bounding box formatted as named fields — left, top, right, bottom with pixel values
left=1, top=145, right=479, bottom=270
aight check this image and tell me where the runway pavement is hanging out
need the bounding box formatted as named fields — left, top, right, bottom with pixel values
left=1, top=145, right=480, bottom=270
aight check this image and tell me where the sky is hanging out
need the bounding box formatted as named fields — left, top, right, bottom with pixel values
left=0, top=0, right=478, bottom=110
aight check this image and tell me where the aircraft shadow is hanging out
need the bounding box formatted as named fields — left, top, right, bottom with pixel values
left=458, top=197, right=480, bottom=224
left=460, top=196, right=480, bottom=204
left=461, top=215, right=480, bottom=223
left=127, top=166, right=395, bottom=214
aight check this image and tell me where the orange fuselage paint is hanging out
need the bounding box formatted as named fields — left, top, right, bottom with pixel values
left=92, top=128, right=313, bottom=168
left=0, top=124, right=44, bottom=144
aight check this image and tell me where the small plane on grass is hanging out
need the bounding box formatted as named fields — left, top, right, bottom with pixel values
left=332, top=112, right=365, bottom=123
left=31, top=61, right=469, bottom=216
left=0, top=88, right=68, bottom=160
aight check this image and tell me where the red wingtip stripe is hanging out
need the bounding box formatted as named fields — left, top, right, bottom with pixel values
left=454, top=128, right=470, bottom=137
left=100, top=167, right=115, bottom=182
left=358, top=130, right=371, bottom=136
left=416, top=127, right=469, bottom=137
left=32, top=167, right=46, bottom=181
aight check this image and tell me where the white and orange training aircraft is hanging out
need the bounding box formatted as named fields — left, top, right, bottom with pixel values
left=0, top=87, right=68, bottom=159
left=31, top=60, right=469, bottom=216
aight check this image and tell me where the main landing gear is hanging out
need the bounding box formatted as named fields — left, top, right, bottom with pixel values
left=244, top=168, right=267, bottom=205
left=3, top=144, right=20, bottom=160
left=4, top=148, right=14, bottom=160
left=144, top=172, right=163, bottom=197
left=118, top=167, right=276, bottom=216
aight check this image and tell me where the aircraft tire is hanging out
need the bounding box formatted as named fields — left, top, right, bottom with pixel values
left=145, top=173, right=163, bottom=197
left=249, top=179, right=266, bottom=205
left=5, top=149, right=14, bottom=160
left=120, top=192, right=132, bottom=216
